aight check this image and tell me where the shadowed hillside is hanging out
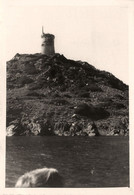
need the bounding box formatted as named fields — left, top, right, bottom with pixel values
left=6, top=53, right=129, bottom=136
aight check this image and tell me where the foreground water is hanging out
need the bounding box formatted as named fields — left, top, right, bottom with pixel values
left=6, top=136, right=129, bottom=187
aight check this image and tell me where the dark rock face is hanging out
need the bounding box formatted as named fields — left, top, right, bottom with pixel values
left=6, top=53, right=129, bottom=136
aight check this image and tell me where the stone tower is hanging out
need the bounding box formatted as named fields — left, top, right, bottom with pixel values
left=41, top=27, right=55, bottom=56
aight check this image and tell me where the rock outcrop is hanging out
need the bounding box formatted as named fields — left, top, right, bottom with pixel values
left=6, top=53, right=129, bottom=136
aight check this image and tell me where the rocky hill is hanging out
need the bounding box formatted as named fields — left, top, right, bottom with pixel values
left=6, top=53, right=129, bottom=136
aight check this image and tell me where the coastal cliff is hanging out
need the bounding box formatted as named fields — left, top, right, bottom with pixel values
left=6, top=53, right=129, bottom=136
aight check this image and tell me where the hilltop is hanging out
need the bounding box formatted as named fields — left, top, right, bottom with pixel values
left=6, top=53, right=129, bottom=136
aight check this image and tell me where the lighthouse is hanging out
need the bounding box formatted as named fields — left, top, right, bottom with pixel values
left=41, top=27, right=55, bottom=56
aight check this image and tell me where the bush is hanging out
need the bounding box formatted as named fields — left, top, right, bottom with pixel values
left=28, top=83, right=43, bottom=90
left=27, top=92, right=39, bottom=96
left=82, top=83, right=102, bottom=92
left=79, top=92, right=90, bottom=98
left=49, top=99, right=69, bottom=106
left=114, top=94, right=124, bottom=100
left=96, top=102, right=111, bottom=108
left=113, top=103, right=126, bottom=109
left=52, top=92, right=61, bottom=98
left=26, top=91, right=46, bottom=98
left=63, top=94, right=72, bottom=98
left=24, top=63, right=38, bottom=74
left=74, top=103, right=110, bottom=120
left=108, top=77, right=128, bottom=91
left=18, top=76, right=33, bottom=86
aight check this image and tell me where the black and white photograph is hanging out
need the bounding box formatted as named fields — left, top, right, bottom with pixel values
left=0, top=0, right=134, bottom=194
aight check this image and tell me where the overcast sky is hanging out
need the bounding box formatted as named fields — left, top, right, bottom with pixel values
left=5, top=1, right=129, bottom=84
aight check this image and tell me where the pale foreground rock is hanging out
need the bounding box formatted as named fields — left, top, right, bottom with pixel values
left=15, top=167, right=64, bottom=187
left=6, top=125, right=17, bottom=136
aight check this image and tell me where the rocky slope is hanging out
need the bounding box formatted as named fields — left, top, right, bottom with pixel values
left=6, top=53, right=129, bottom=136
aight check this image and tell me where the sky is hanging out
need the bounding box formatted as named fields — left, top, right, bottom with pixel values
left=4, top=1, right=130, bottom=84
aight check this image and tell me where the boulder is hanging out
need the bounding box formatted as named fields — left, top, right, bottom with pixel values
left=15, top=167, right=64, bottom=187
left=6, top=124, right=18, bottom=136
left=30, top=121, right=41, bottom=135
left=84, top=122, right=100, bottom=136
